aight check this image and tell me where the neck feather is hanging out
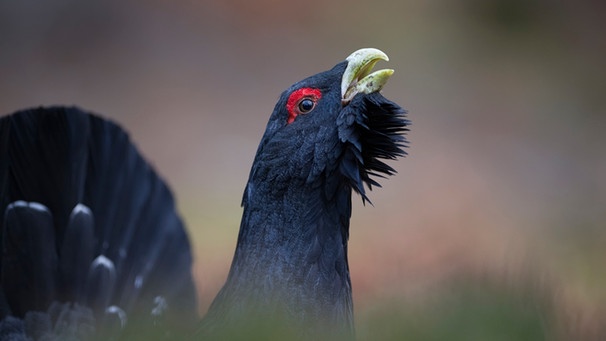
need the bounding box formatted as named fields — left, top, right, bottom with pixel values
left=206, top=174, right=354, bottom=336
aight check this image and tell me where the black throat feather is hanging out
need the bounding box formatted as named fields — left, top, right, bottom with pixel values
left=338, top=92, right=410, bottom=203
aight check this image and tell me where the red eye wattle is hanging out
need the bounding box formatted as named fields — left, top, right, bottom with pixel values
left=286, top=88, right=322, bottom=124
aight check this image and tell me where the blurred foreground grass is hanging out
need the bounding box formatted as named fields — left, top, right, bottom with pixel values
left=183, top=200, right=606, bottom=341
left=358, top=280, right=548, bottom=341
left=121, top=271, right=604, bottom=340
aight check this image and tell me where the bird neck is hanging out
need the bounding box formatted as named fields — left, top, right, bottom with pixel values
left=206, top=174, right=354, bottom=336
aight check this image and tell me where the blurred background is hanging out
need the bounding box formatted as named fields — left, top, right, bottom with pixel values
left=1, top=0, right=605, bottom=339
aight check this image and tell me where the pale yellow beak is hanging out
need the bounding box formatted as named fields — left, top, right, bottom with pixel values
left=341, top=48, right=394, bottom=105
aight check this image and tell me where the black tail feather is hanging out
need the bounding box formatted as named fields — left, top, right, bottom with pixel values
left=85, top=255, right=117, bottom=315
left=59, top=204, right=95, bottom=304
left=3, top=202, right=58, bottom=316
left=0, top=106, right=197, bottom=339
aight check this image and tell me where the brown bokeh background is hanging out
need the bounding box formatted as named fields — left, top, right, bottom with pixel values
left=2, top=0, right=605, bottom=339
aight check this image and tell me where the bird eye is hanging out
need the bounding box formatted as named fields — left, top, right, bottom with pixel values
left=298, top=98, right=316, bottom=113
left=286, top=87, right=322, bottom=124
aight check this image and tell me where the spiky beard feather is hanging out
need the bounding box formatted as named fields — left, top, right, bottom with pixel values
left=337, top=92, right=410, bottom=203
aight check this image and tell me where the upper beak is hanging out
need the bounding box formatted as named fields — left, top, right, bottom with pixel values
left=341, top=48, right=394, bottom=105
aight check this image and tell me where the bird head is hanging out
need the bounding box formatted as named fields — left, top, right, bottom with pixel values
left=248, top=48, right=409, bottom=204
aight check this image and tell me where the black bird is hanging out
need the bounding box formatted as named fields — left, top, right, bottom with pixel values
left=0, top=48, right=409, bottom=340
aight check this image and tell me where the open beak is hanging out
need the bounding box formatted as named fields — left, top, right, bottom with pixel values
left=341, top=48, right=394, bottom=105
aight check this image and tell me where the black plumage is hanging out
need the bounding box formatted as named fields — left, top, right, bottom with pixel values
left=0, top=48, right=409, bottom=340
left=0, top=108, right=197, bottom=340
left=204, top=58, right=408, bottom=337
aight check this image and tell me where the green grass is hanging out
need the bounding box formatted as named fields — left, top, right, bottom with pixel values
left=357, top=279, right=549, bottom=341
